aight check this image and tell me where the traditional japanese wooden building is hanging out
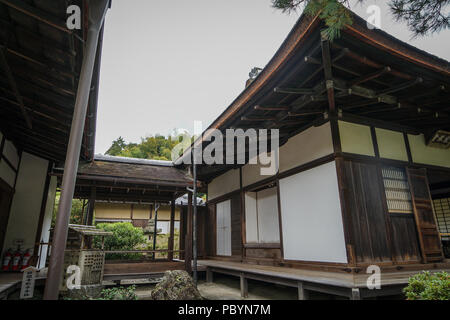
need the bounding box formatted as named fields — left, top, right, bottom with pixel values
left=177, top=9, right=450, bottom=299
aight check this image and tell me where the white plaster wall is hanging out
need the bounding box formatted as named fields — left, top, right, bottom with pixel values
left=279, top=122, right=334, bottom=173
left=208, top=169, right=240, bottom=200
left=279, top=161, right=348, bottom=263
left=2, top=152, right=48, bottom=253
left=408, top=134, right=450, bottom=168
left=256, top=187, right=280, bottom=243
left=242, top=152, right=277, bottom=187
left=244, top=192, right=258, bottom=243
left=37, top=176, right=56, bottom=269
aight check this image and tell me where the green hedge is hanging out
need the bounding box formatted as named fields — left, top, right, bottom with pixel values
left=403, top=271, right=450, bottom=300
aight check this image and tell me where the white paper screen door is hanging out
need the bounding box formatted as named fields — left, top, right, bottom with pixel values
left=216, top=200, right=231, bottom=256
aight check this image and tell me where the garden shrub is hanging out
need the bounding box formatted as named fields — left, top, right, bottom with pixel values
left=94, top=222, right=147, bottom=260
left=100, top=285, right=138, bottom=300
left=403, top=271, right=450, bottom=300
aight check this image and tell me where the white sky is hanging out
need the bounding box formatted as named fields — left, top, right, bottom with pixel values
left=95, top=0, right=450, bottom=154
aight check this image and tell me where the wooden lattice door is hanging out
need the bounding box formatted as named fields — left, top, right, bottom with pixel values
left=407, top=168, right=444, bottom=263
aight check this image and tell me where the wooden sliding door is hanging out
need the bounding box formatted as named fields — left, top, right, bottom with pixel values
left=216, top=200, right=231, bottom=256
left=407, top=168, right=444, bottom=263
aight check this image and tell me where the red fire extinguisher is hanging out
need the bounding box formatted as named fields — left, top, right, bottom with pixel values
left=11, top=247, right=22, bottom=271
left=2, top=249, right=12, bottom=271
left=21, top=249, right=32, bottom=270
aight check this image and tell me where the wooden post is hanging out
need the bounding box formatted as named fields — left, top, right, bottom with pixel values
left=185, top=192, right=193, bottom=273
left=43, top=0, right=109, bottom=300
left=86, top=187, right=96, bottom=226
left=350, top=288, right=361, bottom=300
left=168, top=199, right=175, bottom=261
left=206, top=268, right=213, bottom=283
left=240, top=273, right=248, bottom=298
left=297, top=282, right=309, bottom=300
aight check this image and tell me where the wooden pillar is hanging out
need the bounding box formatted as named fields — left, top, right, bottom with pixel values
left=206, top=268, right=213, bottom=283
left=350, top=288, right=361, bottom=300
left=297, top=282, right=309, bottom=300
left=240, top=273, right=248, bottom=298
left=168, top=199, right=175, bottom=261
left=86, top=187, right=96, bottom=226
left=185, top=192, right=193, bottom=273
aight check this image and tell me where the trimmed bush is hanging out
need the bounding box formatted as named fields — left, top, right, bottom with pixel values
left=95, top=222, right=147, bottom=260
left=403, top=271, right=450, bottom=300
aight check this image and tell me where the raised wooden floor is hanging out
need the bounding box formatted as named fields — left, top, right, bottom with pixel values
left=198, top=259, right=450, bottom=300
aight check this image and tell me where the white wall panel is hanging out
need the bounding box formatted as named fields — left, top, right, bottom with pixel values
left=208, top=169, right=240, bottom=200
left=279, top=122, right=333, bottom=173
left=279, top=161, right=347, bottom=263
left=256, top=188, right=280, bottom=243
left=244, top=192, right=258, bottom=243
left=3, top=152, right=48, bottom=253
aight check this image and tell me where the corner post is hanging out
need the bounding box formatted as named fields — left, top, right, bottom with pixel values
left=185, top=192, right=193, bottom=274
left=43, top=0, right=109, bottom=300
left=168, top=199, right=175, bottom=261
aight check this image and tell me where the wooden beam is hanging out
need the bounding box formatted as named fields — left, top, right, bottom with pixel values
left=377, top=77, right=423, bottom=95
left=254, top=105, right=289, bottom=111
left=273, top=87, right=316, bottom=95
left=320, top=34, right=336, bottom=113
left=349, top=67, right=391, bottom=86
left=287, top=111, right=323, bottom=117
left=333, top=43, right=413, bottom=80
left=241, top=116, right=277, bottom=122
left=0, top=45, right=32, bottom=128
left=0, top=0, right=72, bottom=34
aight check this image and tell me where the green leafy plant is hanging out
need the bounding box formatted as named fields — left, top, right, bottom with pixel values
left=100, top=285, right=138, bottom=300
left=94, top=222, right=147, bottom=260
left=403, top=271, right=450, bottom=300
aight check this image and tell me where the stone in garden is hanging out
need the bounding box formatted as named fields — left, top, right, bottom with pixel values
left=151, top=270, right=202, bottom=300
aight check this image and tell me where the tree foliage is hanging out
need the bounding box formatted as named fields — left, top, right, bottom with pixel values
left=271, top=0, right=449, bottom=39
left=105, top=134, right=191, bottom=161
left=52, top=193, right=85, bottom=227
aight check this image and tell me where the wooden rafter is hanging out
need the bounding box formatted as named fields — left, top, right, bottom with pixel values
left=349, top=66, right=391, bottom=86
left=0, top=0, right=72, bottom=34
left=254, top=105, right=289, bottom=111
left=0, top=45, right=32, bottom=128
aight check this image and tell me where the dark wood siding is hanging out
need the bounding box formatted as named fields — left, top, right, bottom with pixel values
left=389, top=213, right=421, bottom=262
left=205, top=203, right=216, bottom=256
left=231, top=193, right=242, bottom=257
left=341, top=160, right=392, bottom=264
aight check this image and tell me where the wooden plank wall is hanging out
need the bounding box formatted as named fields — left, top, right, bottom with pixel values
left=231, top=193, right=242, bottom=257
left=340, top=159, right=392, bottom=264
left=340, top=159, right=422, bottom=264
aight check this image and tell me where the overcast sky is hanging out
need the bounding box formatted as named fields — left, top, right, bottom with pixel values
left=95, top=0, right=450, bottom=154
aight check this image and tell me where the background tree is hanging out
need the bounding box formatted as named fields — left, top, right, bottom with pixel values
left=105, top=136, right=126, bottom=156
left=105, top=133, right=193, bottom=161
left=271, top=0, right=450, bottom=39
